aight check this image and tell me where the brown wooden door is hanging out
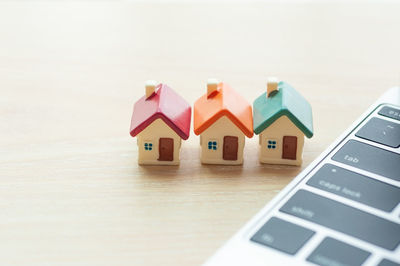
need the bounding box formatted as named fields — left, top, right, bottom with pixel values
left=223, top=136, right=238, bottom=161
left=158, top=138, right=174, bottom=161
left=282, top=136, right=297, bottom=160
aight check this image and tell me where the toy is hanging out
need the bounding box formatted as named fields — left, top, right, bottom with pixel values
left=253, top=78, right=313, bottom=166
left=130, top=80, right=191, bottom=165
left=193, top=79, right=253, bottom=165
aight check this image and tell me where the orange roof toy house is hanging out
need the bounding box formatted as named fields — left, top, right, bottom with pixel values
left=193, top=79, right=253, bottom=165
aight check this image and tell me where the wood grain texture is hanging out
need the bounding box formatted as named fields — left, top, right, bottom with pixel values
left=0, top=2, right=399, bottom=265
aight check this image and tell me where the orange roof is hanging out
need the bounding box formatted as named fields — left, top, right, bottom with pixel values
left=193, top=82, right=253, bottom=138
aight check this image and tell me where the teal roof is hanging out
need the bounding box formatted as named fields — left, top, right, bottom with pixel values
left=253, top=82, right=313, bottom=138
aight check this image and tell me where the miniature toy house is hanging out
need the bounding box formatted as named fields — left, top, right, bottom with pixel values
left=253, top=78, right=313, bottom=166
left=130, top=81, right=191, bottom=165
left=193, top=79, right=253, bottom=165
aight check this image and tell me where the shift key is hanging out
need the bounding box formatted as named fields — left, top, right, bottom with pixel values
left=280, top=190, right=400, bottom=250
left=332, top=140, right=400, bottom=181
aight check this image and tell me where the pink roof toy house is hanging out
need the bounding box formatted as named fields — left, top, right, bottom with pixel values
left=130, top=81, right=192, bottom=165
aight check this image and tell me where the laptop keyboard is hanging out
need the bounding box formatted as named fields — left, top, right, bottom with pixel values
left=250, top=104, right=400, bottom=266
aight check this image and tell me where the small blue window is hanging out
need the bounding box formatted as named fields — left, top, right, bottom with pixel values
left=267, top=139, right=277, bottom=149
left=208, top=141, right=217, bottom=150
left=144, top=142, right=153, bottom=151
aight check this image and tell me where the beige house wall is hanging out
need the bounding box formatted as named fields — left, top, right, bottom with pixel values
left=137, top=118, right=182, bottom=165
left=259, top=115, right=304, bottom=166
left=199, top=116, right=245, bottom=165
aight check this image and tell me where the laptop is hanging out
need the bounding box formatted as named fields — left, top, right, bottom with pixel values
left=205, top=87, right=400, bottom=266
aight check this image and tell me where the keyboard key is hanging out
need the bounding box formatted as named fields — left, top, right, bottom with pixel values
left=306, top=164, right=400, bottom=212
left=332, top=140, right=400, bottom=181
left=379, top=106, right=400, bottom=121
left=306, top=237, right=370, bottom=266
left=250, top=217, right=315, bottom=255
left=378, top=259, right=400, bottom=266
left=356, top=117, right=400, bottom=148
left=279, top=190, right=400, bottom=250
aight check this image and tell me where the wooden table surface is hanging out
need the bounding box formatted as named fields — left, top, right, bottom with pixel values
left=1, top=2, right=399, bottom=265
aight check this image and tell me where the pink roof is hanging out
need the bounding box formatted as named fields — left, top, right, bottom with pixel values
left=130, top=83, right=191, bottom=140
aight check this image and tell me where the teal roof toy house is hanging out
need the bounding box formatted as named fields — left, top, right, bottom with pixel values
left=253, top=78, right=313, bottom=165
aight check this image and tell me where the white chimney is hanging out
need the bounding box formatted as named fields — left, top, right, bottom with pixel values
left=145, top=80, right=158, bottom=99
left=207, top=78, right=219, bottom=98
left=266, top=77, right=278, bottom=97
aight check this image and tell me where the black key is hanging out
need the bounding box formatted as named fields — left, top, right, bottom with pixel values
left=307, top=164, right=400, bottom=212
left=332, top=140, right=400, bottom=181
left=250, top=217, right=315, bottom=255
left=356, top=117, right=400, bottom=148
left=306, top=237, right=370, bottom=266
left=279, top=190, right=400, bottom=250
left=378, top=259, right=400, bottom=266
left=379, top=106, right=400, bottom=121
